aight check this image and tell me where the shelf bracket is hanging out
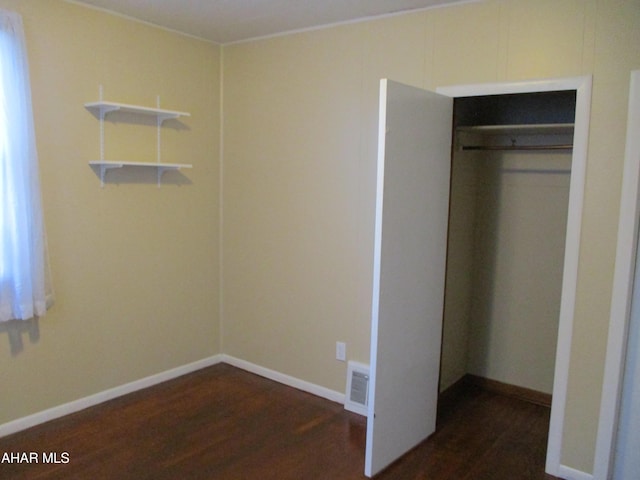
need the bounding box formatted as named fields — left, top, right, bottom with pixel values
left=156, top=113, right=180, bottom=124
left=96, top=163, right=123, bottom=188
left=98, top=105, right=121, bottom=117
left=157, top=166, right=177, bottom=187
left=158, top=166, right=165, bottom=187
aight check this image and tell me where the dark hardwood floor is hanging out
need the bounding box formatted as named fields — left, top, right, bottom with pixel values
left=0, top=364, right=560, bottom=479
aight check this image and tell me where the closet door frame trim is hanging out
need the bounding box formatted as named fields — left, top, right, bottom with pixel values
left=438, top=75, right=592, bottom=479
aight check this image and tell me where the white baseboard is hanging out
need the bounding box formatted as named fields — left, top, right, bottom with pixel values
left=1, top=354, right=346, bottom=439
left=0, top=354, right=223, bottom=438
left=221, top=354, right=345, bottom=405
left=558, top=465, right=594, bottom=480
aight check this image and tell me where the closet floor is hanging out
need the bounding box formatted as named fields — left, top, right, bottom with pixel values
left=0, top=364, right=560, bottom=479
left=378, top=381, right=561, bottom=479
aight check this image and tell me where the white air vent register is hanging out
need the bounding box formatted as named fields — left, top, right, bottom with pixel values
left=344, top=361, right=369, bottom=417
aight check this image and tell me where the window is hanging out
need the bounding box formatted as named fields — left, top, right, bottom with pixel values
left=0, top=9, right=52, bottom=322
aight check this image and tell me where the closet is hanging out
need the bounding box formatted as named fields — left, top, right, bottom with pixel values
left=439, top=91, right=577, bottom=399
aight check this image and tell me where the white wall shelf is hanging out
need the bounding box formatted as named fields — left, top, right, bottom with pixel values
left=85, top=86, right=191, bottom=187
left=84, top=101, right=190, bottom=123
left=456, top=123, right=574, bottom=136
left=89, top=161, right=193, bottom=187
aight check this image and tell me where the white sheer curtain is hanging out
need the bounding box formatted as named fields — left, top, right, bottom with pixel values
left=0, top=9, right=52, bottom=322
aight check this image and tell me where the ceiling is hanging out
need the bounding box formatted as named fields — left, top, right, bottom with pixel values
left=70, top=0, right=468, bottom=44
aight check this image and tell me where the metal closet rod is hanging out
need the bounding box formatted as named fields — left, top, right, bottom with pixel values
left=461, top=144, right=573, bottom=151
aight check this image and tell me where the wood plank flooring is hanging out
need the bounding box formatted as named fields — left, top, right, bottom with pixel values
left=0, top=364, right=560, bottom=479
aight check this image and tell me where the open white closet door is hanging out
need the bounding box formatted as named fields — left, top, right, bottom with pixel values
left=365, top=79, right=453, bottom=477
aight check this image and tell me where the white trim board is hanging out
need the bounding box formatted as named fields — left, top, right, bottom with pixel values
left=64, top=0, right=219, bottom=45
left=438, top=75, right=592, bottom=479
left=0, top=355, right=223, bottom=438
left=224, top=0, right=481, bottom=46
left=221, top=355, right=345, bottom=404
left=558, top=465, right=595, bottom=480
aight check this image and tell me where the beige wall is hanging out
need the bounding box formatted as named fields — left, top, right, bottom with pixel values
left=222, top=0, right=640, bottom=473
left=469, top=151, right=570, bottom=394
left=0, top=0, right=221, bottom=424
left=441, top=150, right=571, bottom=395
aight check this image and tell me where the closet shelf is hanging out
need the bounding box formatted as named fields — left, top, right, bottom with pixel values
left=457, top=123, right=574, bottom=152
left=461, top=144, right=573, bottom=151
left=84, top=101, right=190, bottom=123
left=89, top=161, right=193, bottom=187
left=456, top=123, right=574, bottom=136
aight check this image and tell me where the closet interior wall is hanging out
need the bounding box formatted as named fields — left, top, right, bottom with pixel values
left=440, top=92, right=575, bottom=396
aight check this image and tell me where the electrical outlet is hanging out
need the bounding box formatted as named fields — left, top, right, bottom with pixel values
left=336, top=341, right=346, bottom=361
